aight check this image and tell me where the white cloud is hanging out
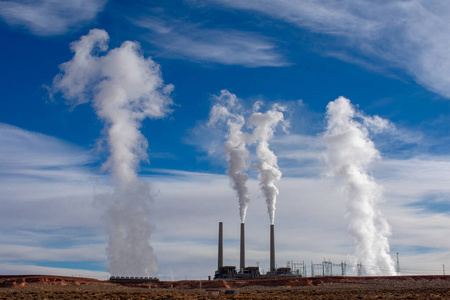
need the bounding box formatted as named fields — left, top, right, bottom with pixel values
left=1, top=123, right=448, bottom=279
left=0, top=123, right=104, bottom=228
left=374, top=157, right=450, bottom=274
left=0, top=244, right=106, bottom=262
left=148, top=156, right=450, bottom=277
left=134, top=18, right=288, bottom=67
left=0, top=123, right=93, bottom=170
left=208, top=0, right=450, bottom=99
left=270, top=133, right=324, bottom=177
left=0, top=0, right=106, bottom=36
left=0, top=124, right=107, bottom=274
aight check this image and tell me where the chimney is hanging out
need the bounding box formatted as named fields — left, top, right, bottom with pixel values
left=270, top=224, right=275, bottom=272
left=218, top=222, right=223, bottom=270
left=240, top=223, right=245, bottom=272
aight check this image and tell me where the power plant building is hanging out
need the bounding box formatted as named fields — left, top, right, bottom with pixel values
left=214, top=222, right=293, bottom=279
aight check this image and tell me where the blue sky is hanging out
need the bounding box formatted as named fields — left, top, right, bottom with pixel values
left=0, top=0, right=449, bottom=279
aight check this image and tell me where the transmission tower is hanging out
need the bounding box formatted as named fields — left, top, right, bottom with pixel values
left=396, top=252, right=400, bottom=275
left=357, top=262, right=363, bottom=276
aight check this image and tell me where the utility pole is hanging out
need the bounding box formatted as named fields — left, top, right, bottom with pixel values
left=443, top=265, right=446, bottom=275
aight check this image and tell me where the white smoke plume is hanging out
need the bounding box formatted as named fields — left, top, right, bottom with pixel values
left=208, top=90, right=251, bottom=223
left=52, top=29, right=173, bottom=276
left=248, top=104, right=286, bottom=225
left=323, top=96, right=395, bottom=275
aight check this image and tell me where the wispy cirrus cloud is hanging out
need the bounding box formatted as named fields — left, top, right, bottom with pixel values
left=0, top=0, right=107, bottom=36
left=0, top=123, right=105, bottom=232
left=207, top=0, right=450, bottom=99
left=0, top=123, right=93, bottom=172
left=0, top=244, right=106, bottom=263
left=134, top=18, right=288, bottom=67
left=0, top=123, right=108, bottom=277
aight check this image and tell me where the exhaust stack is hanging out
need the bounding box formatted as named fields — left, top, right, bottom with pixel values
left=270, top=224, right=275, bottom=272
left=240, top=223, right=245, bottom=272
left=218, top=222, right=223, bottom=270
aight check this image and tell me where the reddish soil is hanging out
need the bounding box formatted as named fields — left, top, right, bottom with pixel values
left=0, top=274, right=449, bottom=299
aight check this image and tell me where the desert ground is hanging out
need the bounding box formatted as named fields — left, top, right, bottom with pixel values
left=1, top=274, right=449, bottom=299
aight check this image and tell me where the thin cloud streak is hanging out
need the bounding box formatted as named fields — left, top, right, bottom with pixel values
left=0, top=123, right=93, bottom=171
left=134, top=18, right=288, bottom=67
left=208, top=0, right=450, bottom=99
left=0, top=244, right=106, bottom=262
left=0, top=0, right=107, bottom=36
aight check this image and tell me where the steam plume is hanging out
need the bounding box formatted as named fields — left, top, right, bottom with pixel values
left=248, top=105, right=285, bottom=225
left=209, top=90, right=251, bottom=223
left=52, top=29, right=173, bottom=276
left=324, top=96, right=395, bottom=275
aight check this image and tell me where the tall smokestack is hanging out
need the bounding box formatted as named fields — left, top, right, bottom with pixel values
left=240, top=223, right=245, bottom=272
left=270, top=224, right=275, bottom=272
left=218, top=222, right=223, bottom=270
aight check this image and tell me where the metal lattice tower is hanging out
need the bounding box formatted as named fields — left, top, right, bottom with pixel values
left=357, top=262, right=363, bottom=276
left=396, top=252, right=400, bottom=275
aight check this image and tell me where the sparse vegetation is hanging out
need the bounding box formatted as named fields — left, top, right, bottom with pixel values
left=0, top=275, right=449, bottom=299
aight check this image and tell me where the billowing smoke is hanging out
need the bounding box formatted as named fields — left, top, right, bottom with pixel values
left=323, top=96, right=395, bottom=275
left=209, top=90, right=251, bottom=223
left=248, top=104, right=285, bottom=225
left=52, top=29, right=173, bottom=276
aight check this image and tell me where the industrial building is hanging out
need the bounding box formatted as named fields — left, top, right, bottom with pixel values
left=214, top=222, right=295, bottom=279
left=109, top=276, right=159, bottom=282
